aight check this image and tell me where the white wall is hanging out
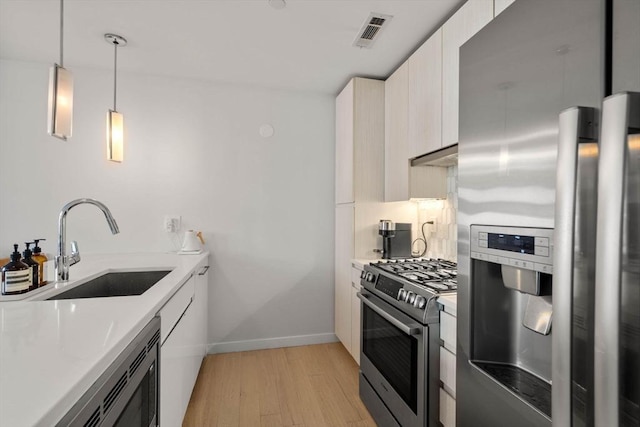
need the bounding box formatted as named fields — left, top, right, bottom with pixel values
left=0, top=59, right=336, bottom=350
left=417, top=165, right=458, bottom=261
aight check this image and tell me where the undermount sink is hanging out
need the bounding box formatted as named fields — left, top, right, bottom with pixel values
left=47, top=270, right=172, bottom=300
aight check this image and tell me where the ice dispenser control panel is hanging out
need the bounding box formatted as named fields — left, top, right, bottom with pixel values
left=470, top=225, right=553, bottom=274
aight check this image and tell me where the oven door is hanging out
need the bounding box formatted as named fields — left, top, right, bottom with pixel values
left=358, top=291, right=427, bottom=427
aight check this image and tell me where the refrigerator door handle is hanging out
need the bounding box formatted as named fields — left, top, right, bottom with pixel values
left=594, top=92, right=640, bottom=427
left=553, top=106, right=597, bottom=426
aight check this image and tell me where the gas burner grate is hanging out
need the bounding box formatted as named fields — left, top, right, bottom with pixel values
left=372, top=258, right=458, bottom=293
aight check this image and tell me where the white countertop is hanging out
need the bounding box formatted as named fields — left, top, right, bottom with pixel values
left=0, top=252, right=208, bottom=427
left=351, top=258, right=379, bottom=270
left=437, top=294, right=457, bottom=316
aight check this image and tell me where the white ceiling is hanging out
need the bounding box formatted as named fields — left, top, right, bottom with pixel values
left=0, top=0, right=464, bottom=94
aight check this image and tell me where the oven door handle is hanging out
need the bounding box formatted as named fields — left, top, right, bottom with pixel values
left=358, top=293, right=422, bottom=336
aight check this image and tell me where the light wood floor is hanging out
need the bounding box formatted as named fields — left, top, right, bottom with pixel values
left=182, top=342, right=376, bottom=427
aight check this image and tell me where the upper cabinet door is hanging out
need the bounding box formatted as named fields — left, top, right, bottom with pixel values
left=442, top=0, right=493, bottom=147
left=336, top=78, right=385, bottom=205
left=385, top=62, right=410, bottom=202
left=612, top=0, right=640, bottom=93
left=336, top=80, right=355, bottom=204
left=494, top=0, right=516, bottom=17
left=408, top=28, right=443, bottom=158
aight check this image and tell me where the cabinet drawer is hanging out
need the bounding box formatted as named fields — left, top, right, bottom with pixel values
left=351, top=266, right=363, bottom=285
left=440, top=346, right=456, bottom=397
left=440, top=311, right=456, bottom=354
left=439, top=388, right=456, bottom=427
left=158, top=275, right=195, bottom=344
left=160, top=298, right=200, bottom=426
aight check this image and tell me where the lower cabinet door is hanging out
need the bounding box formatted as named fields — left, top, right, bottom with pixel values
left=350, top=282, right=361, bottom=365
left=439, top=388, right=456, bottom=427
left=160, top=300, right=202, bottom=426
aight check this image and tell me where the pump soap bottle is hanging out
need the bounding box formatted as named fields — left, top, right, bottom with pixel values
left=22, top=242, right=39, bottom=291
left=1, top=244, right=32, bottom=295
left=32, top=239, right=47, bottom=286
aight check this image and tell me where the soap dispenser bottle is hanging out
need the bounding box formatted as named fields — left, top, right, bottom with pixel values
left=1, top=244, right=32, bottom=295
left=22, top=242, right=39, bottom=291
left=32, top=239, right=47, bottom=287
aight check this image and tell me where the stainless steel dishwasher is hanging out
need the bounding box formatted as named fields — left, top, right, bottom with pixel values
left=57, top=317, right=161, bottom=427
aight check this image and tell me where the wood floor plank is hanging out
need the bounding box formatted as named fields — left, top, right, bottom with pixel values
left=288, top=358, right=330, bottom=427
left=184, top=343, right=373, bottom=427
left=326, top=343, right=374, bottom=423
left=216, top=353, right=243, bottom=426
left=272, top=348, right=306, bottom=426
left=260, top=413, right=284, bottom=427
left=183, top=356, right=214, bottom=426
left=238, top=352, right=261, bottom=427
left=308, top=372, right=360, bottom=426
left=256, top=349, right=281, bottom=416
left=347, top=420, right=378, bottom=427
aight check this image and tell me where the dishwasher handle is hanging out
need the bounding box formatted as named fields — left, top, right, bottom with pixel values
left=358, top=292, right=422, bottom=336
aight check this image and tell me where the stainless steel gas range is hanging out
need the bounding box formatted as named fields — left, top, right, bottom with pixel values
left=358, top=258, right=457, bottom=427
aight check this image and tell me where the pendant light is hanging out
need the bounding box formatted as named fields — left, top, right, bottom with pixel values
left=105, top=33, right=127, bottom=162
left=47, top=0, right=73, bottom=140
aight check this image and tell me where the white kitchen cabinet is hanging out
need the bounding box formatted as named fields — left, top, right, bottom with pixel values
left=494, top=0, right=516, bottom=17
left=350, top=266, right=363, bottom=365
left=440, top=310, right=456, bottom=354
left=335, top=78, right=385, bottom=204
left=442, top=0, right=493, bottom=147
left=335, top=204, right=355, bottom=350
left=440, top=346, right=457, bottom=397
left=335, top=78, right=384, bottom=363
left=335, top=80, right=355, bottom=204
left=408, top=28, right=443, bottom=158
left=438, top=296, right=457, bottom=427
left=384, top=62, right=410, bottom=202
left=159, top=263, right=209, bottom=427
left=440, top=388, right=456, bottom=427
left=195, top=261, right=209, bottom=357
left=160, top=296, right=199, bottom=426
left=386, top=51, right=448, bottom=202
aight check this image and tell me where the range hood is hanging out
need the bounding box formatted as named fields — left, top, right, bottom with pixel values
left=411, top=144, right=458, bottom=167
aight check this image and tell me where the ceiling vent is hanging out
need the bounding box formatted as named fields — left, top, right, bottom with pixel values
left=353, top=13, right=393, bottom=48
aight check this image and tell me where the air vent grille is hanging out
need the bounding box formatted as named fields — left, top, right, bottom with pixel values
left=353, top=13, right=393, bottom=48
left=147, top=329, right=160, bottom=351
left=83, top=407, right=101, bottom=427
left=361, top=25, right=380, bottom=41
left=103, top=373, right=128, bottom=413
left=130, top=348, right=147, bottom=377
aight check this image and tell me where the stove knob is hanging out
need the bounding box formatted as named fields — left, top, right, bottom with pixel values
left=414, top=295, right=427, bottom=309
left=406, top=291, right=416, bottom=304
left=397, top=289, right=407, bottom=301
left=360, top=270, right=366, bottom=279
left=366, top=272, right=375, bottom=282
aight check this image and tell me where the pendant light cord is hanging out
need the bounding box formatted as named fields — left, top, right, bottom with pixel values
left=113, top=41, right=118, bottom=111
left=59, top=0, right=64, bottom=66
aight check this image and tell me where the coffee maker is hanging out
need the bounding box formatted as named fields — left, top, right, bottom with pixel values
left=377, top=220, right=412, bottom=259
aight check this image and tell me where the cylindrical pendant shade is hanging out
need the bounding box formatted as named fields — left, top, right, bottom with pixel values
left=47, top=64, right=73, bottom=140
left=107, top=110, right=124, bottom=162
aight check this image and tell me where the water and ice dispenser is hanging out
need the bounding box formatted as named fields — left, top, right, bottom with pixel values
left=469, top=225, right=554, bottom=418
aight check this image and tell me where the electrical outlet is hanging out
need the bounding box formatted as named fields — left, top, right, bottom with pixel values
left=164, top=215, right=181, bottom=233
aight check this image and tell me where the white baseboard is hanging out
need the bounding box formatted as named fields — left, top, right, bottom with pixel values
left=207, top=332, right=338, bottom=354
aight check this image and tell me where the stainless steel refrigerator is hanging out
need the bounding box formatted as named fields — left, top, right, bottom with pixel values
left=457, top=0, right=640, bottom=426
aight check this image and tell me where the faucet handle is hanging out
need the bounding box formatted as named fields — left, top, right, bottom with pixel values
left=69, top=241, right=81, bottom=266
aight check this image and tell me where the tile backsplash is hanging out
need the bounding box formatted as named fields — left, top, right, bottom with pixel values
left=417, top=165, right=458, bottom=261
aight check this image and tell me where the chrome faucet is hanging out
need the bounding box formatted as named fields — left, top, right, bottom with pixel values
left=56, top=198, right=120, bottom=281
